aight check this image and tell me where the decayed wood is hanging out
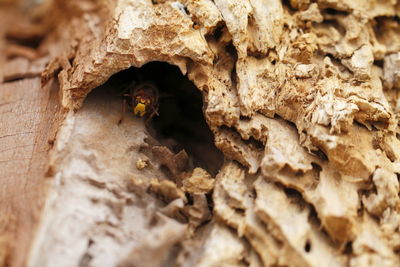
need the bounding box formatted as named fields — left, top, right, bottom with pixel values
left=1, top=0, right=400, bottom=266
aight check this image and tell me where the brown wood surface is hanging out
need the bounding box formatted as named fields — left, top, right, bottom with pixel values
left=0, top=77, right=61, bottom=267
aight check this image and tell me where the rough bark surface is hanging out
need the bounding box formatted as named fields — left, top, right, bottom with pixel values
left=1, top=0, right=400, bottom=266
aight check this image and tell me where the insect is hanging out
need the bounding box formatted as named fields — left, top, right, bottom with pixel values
left=121, top=81, right=159, bottom=121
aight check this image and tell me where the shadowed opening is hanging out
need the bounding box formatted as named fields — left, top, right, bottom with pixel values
left=107, top=61, right=224, bottom=176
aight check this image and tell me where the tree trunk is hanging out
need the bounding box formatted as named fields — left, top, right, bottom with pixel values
left=1, top=0, right=400, bottom=266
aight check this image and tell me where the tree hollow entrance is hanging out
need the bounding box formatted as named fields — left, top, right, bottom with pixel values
left=107, top=62, right=223, bottom=176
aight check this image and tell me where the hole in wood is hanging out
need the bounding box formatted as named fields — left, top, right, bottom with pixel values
left=107, top=61, right=224, bottom=176
left=304, top=239, right=312, bottom=253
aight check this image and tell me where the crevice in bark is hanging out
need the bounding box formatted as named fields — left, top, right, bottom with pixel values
left=281, top=0, right=296, bottom=13
left=3, top=73, right=41, bottom=83
left=375, top=15, right=400, bottom=25
left=322, top=8, right=350, bottom=17
left=5, top=28, right=44, bottom=50
left=102, top=61, right=224, bottom=177
left=207, top=23, right=225, bottom=42
left=304, top=239, right=312, bottom=252
left=219, top=125, right=265, bottom=152
left=343, top=241, right=353, bottom=255
left=282, top=186, right=306, bottom=208
left=374, top=59, right=384, bottom=68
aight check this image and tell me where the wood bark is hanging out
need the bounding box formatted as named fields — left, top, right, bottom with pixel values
left=1, top=0, right=400, bottom=266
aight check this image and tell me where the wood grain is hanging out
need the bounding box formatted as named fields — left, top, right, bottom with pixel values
left=0, top=77, right=62, bottom=267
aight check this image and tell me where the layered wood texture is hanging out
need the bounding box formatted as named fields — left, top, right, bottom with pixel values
left=1, top=0, right=400, bottom=266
